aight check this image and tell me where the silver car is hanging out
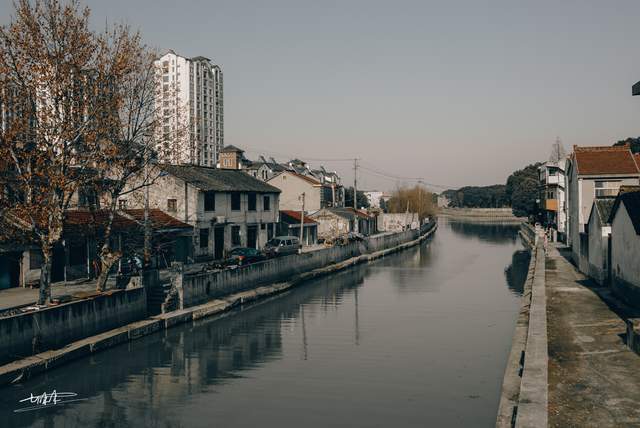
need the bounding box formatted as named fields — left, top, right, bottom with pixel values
left=264, top=236, right=301, bottom=257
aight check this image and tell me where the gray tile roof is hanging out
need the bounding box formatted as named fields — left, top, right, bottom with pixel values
left=593, top=198, right=615, bottom=225
left=159, top=164, right=281, bottom=193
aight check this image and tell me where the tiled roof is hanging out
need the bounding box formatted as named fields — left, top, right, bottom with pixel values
left=280, top=210, right=318, bottom=224
left=572, top=145, right=640, bottom=176
left=590, top=198, right=615, bottom=226
left=159, top=164, right=281, bottom=193
left=312, top=207, right=372, bottom=220
left=609, top=190, right=640, bottom=235
left=123, top=209, right=192, bottom=230
left=220, top=145, right=244, bottom=153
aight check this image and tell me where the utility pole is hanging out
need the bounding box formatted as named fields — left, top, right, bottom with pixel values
left=353, top=158, right=359, bottom=233
left=143, top=158, right=152, bottom=268
left=299, top=192, right=306, bottom=245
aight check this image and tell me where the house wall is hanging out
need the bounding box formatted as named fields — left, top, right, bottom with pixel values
left=312, top=212, right=352, bottom=239
left=567, top=168, right=637, bottom=264
left=611, top=205, right=640, bottom=306
left=268, top=172, right=320, bottom=211
left=0, top=286, right=146, bottom=365
left=126, top=169, right=280, bottom=258
left=587, top=214, right=610, bottom=285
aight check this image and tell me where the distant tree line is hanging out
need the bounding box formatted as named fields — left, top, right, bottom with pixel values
left=442, top=185, right=509, bottom=209
left=614, top=137, right=640, bottom=153
left=442, top=162, right=542, bottom=218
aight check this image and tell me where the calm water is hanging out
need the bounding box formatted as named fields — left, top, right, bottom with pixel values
left=1, top=219, right=529, bottom=428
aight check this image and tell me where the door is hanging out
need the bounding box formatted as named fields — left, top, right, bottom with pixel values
left=0, top=252, right=21, bottom=289
left=214, top=227, right=225, bottom=260
left=51, top=244, right=65, bottom=283
left=247, top=225, right=258, bottom=249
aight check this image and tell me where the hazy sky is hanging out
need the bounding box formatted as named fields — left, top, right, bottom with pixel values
left=3, top=0, right=640, bottom=191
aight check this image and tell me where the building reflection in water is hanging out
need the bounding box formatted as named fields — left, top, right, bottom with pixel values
left=2, top=266, right=367, bottom=428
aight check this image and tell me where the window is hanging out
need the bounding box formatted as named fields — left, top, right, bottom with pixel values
left=199, top=228, right=209, bottom=249
left=118, top=199, right=128, bottom=209
left=167, top=199, right=177, bottom=212
left=29, top=250, right=43, bottom=270
left=595, top=180, right=621, bottom=198
left=204, top=191, right=215, bottom=211
left=231, top=193, right=241, bottom=211
left=248, top=193, right=257, bottom=211
left=231, top=226, right=241, bottom=246
left=263, top=195, right=271, bottom=211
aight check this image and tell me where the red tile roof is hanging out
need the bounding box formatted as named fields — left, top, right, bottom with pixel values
left=280, top=210, right=318, bottom=224
left=572, top=145, right=640, bottom=176
left=123, top=209, right=192, bottom=230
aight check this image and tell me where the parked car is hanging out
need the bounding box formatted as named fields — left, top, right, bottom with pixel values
left=225, top=247, right=266, bottom=266
left=264, top=236, right=301, bottom=257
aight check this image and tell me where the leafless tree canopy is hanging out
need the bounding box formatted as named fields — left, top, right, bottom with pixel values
left=386, top=185, right=436, bottom=221
left=0, top=0, right=167, bottom=302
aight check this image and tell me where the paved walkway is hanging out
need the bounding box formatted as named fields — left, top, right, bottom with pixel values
left=546, top=244, right=640, bottom=427
left=0, top=280, right=104, bottom=312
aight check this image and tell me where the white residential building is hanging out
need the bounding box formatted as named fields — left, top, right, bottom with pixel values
left=155, top=50, right=224, bottom=166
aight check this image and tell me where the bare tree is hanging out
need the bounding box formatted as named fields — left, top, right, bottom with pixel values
left=91, top=35, right=190, bottom=291
left=386, top=185, right=435, bottom=221
left=0, top=0, right=129, bottom=304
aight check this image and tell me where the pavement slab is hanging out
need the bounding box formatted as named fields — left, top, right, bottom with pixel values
left=546, top=245, right=640, bottom=428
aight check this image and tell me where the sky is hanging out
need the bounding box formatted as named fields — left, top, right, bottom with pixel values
left=2, top=0, right=640, bottom=191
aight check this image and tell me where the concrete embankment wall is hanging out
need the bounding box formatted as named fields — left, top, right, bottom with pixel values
left=497, top=226, right=547, bottom=428
left=519, top=222, right=537, bottom=248
left=0, top=287, right=147, bottom=365
left=182, top=225, right=430, bottom=308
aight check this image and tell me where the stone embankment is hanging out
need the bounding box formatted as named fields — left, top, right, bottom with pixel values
left=499, top=223, right=640, bottom=427
left=439, top=207, right=526, bottom=223
left=497, top=224, right=547, bottom=428
left=0, top=221, right=437, bottom=386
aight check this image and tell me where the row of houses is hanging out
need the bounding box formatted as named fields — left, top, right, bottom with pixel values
left=540, top=142, right=640, bottom=306
left=0, top=145, right=380, bottom=289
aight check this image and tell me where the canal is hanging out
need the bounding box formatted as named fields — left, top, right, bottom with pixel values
left=1, top=219, right=530, bottom=427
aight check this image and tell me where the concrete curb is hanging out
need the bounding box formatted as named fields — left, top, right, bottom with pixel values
left=0, top=223, right=437, bottom=386
left=497, top=226, right=548, bottom=428
left=515, top=239, right=548, bottom=428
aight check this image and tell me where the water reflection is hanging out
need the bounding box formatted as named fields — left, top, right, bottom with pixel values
left=2, top=221, right=529, bottom=428
left=448, top=220, right=520, bottom=244
left=505, top=250, right=531, bottom=296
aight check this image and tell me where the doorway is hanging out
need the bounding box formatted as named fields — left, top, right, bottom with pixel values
left=214, top=227, right=225, bottom=260
left=247, top=225, right=258, bottom=249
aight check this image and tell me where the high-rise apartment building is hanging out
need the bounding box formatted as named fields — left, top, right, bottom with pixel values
left=155, top=50, right=224, bottom=166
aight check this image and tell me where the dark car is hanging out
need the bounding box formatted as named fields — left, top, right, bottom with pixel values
left=225, top=247, right=266, bottom=266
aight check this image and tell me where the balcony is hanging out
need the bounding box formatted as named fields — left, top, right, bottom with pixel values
left=545, top=199, right=558, bottom=212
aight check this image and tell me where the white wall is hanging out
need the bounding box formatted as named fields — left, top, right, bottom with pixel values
left=611, top=205, right=640, bottom=293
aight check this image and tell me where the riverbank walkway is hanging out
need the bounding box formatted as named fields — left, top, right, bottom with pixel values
left=546, top=244, right=640, bottom=427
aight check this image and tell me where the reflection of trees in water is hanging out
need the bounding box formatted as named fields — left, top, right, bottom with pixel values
left=3, top=266, right=367, bottom=428
left=504, top=250, right=530, bottom=296
left=448, top=220, right=519, bottom=244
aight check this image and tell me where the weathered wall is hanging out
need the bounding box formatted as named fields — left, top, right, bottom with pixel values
left=181, top=222, right=434, bottom=307
left=0, top=287, right=147, bottom=365
left=611, top=206, right=640, bottom=306
left=587, top=216, right=609, bottom=285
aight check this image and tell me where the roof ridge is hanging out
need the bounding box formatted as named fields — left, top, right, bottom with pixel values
left=573, top=144, right=630, bottom=152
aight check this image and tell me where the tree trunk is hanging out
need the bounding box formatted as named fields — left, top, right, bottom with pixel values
left=96, top=245, right=121, bottom=292
left=37, top=245, right=53, bottom=305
